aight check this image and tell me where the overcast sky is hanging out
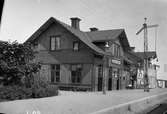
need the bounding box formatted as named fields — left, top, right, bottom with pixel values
left=0, top=0, right=167, bottom=79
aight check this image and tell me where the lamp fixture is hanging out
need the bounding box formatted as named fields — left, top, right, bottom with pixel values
left=105, top=41, right=110, bottom=48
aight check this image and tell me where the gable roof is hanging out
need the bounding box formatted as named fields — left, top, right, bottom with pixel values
left=86, top=29, right=130, bottom=50
left=134, top=51, right=157, bottom=59
left=25, top=17, right=131, bottom=56
left=25, top=17, right=108, bottom=56
left=85, top=29, right=124, bottom=41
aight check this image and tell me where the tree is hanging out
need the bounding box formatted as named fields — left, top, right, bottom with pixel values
left=0, top=41, right=41, bottom=86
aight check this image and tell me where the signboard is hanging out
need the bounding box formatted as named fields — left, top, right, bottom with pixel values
left=112, top=59, right=121, bottom=65
left=109, top=59, right=121, bottom=66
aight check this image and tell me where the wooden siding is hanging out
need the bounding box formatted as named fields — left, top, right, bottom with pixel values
left=33, top=22, right=94, bottom=64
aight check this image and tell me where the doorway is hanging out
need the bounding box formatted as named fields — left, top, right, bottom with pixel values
left=97, top=65, right=103, bottom=91
left=108, top=78, right=112, bottom=90
left=98, top=77, right=102, bottom=91
left=108, top=67, right=112, bottom=90
left=117, top=78, right=119, bottom=90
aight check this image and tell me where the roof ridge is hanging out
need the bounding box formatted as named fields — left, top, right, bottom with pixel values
left=84, top=29, right=124, bottom=33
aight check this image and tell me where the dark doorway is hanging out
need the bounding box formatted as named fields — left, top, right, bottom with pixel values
left=117, top=79, right=119, bottom=90
left=98, top=77, right=102, bottom=91
left=97, top=65, right=103, bottom=91
left=108, top=78, right=112, bottom=90
left=108, top=67, right=112, bottom=90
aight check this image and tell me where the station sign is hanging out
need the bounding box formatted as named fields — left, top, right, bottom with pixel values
left=109, top=59, right=121, bottom=66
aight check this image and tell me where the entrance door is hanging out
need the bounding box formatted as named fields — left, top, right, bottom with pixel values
left=108, top=68, right=112, bottom=90
left=98, top=77, right=102, bottom=91
left=108, top=78, right=112, bottom=90
left=117, top=79, right=119, bottom=90
left=112, top=68, right=120, bottom=90
left=97, top=65, right=103, bottom=91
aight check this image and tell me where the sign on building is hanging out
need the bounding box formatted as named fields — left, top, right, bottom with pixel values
left=109, top=59, right=121, bottom=66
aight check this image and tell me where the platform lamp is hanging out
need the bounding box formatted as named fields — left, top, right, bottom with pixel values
left=102, top=41, right=110, bottom=94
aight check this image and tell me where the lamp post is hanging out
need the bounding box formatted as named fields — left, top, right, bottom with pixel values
left=102, top=41, right=109, bottom=94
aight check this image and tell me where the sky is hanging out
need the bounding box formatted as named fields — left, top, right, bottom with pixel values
left=0, top=0, right=167, bottom=79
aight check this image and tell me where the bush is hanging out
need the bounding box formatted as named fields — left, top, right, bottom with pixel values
left=46, top=85, right=59, bottom=97
left=0, top=86, right=32, bottom=100
left=31, top=85, right=58, bottom=98
left=0, top=41, right=41, bottom=86
left=0, top=81, right=58, bottom=101
left=30, top=76, right=58, bottom=98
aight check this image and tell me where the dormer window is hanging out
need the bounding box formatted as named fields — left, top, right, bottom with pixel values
left=73, top=41, right=79, bottom=51
left=50, top=36, right=61, bottom=51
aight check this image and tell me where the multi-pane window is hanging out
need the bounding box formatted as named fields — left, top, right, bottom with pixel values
left=111, top=43, right=115, bottom=56
left=112, top=69, right=119, bottom=78
left=114, top=44, right=117, bottom=56
left=51, top=64, right=60, bottom=82
left=98, top=65, right=103, bottom=77
left=73, top=42, right=79, bottom=51
left=50, top=36, right=61, bottom=51
left=110, top=43, right=120, bottom=57
left=71, top=64, right=82, bottom=83
left=115, top=45, right=120, bottom=57
left=117, top=46, right=120, bottom=57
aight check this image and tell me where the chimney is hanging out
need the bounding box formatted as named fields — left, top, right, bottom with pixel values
left=90, top=27, right=98, bottom=32
left=70, top=17, right=81, bottom=30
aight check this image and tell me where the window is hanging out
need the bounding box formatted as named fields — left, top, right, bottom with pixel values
left=112, top=68, right=119, bottom=78
left=117, top=46, right=120, bottom=57
left=111, top=43, right=115, bottom=56
left=73, top=42, right=79, bottom=51
left=98, top=65, right=103, bottom=77
left=71, top=64, right=82, bottom=83
left=114, top=44, right=117, bottom=56
left=50, top=36, right=61, bottom=51
left=51, top=64, right=60, bottom=82
left=111, top=43, right=120, bottom=57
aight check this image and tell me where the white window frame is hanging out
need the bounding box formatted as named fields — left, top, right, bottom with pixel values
left=51, top=64, right=61, bottom=83
left=73, top=41, right=79, bottom=51
left=50, top=36, right=61, bottom=51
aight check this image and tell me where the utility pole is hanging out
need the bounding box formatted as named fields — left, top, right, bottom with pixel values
left=136, top=18, right=158, bottom=92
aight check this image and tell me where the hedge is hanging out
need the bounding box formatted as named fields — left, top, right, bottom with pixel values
left=0, top=84, right=58, bottom=101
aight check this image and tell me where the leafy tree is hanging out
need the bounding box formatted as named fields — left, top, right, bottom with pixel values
left=0, top=41, right=41, bottom=86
